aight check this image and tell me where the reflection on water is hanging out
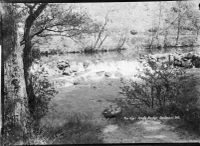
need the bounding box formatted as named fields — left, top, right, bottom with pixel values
left=45, top=49, right=139, bottom=63
left=43, top=46, right=199, bottom=63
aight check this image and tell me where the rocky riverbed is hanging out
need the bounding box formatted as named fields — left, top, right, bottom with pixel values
left=32, top=51, right=200, bottom=89
left=31, top=58, right=143, bottom=88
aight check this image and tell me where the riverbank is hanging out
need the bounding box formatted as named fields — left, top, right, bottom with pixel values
left=38, top=51, right=200, bottom=143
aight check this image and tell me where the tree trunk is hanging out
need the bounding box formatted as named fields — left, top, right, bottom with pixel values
left=163, top=30, right=168, bottom=48
left=22, top=3, right=47, bottom=127
left=151, top=86, right=154, bottom=108
left=155, top=2, right=162, bottom=47
left=23, top=26, right=37, bottom=123
left=196, top=29, right=199, bottom=42
left=176, top=4, right=181, bottom=46
left=176, top=17, right=181, bottom=46
left=2, top=4, right=30, bottom=145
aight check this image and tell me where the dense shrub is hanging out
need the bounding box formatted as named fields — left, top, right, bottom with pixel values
left=82, top=46, right=97, bottom=53
left=175, top=76, right=200, bottom=132
left=183, top=106, right=200, bottom=131
left=120, top=57, right=185, bottom=115
left=32, top=48, right=41, bottom=60
left=130, top=29, right=138, bottom=35
left=30, top=69, right=58, bottom=130
left=120, top=55, right=200, bottom=131
left=116, top=98, right=158, bottom=118
left=148, top=27, right=158, bottom=33
left=180, top=37, right=196, bottom=46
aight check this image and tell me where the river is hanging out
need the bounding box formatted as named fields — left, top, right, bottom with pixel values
left=42, top=46, right=199, bottom=64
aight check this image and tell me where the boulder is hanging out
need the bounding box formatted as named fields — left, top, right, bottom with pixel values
left=83, top=60, right=91, bottom=69
left=182, top=53, right=200, bottom=68
left=182, top=57, right=189, bottom=61
left=182, top=60, right=193, bottom=68
left=62, top=68, right=71, bottom=76
left=96, top=71, right=105, bottom=77
left=105, top=72, right=112, bottom=77
left=70, top=65, right=79, bottom=73
left=53, top=78, right=74, bottom=88
left=157, top=56, right=166, bottom=61
left=185, top=52, right=194, bottom=60
left=57, top=60, right=70, bottom=70
left=73, top=77, right=85, bottom=85
left=102, top=125, right=118, bottom=134
left=73, top=80, right=80, bottom=85
left=173, top=59, right=182, bottom=67
left=102, top=105, right=122, bottom=118
left=70, top=62, right=85, bottom=72
left=192, top=57, right=200, bottom=68
left=92, top=59, right=101, bottom=64
left=130, top=30, right=138, bottom=35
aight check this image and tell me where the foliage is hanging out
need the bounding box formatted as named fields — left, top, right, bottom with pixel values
left=30, top=68, right=58, bottom=129
left=121, top=57, right=185, bottom=115
left=183, top=106, right=200, bottom=132
left=148, top=27, right=158, bottom=33
left=2, top=3, right=103, bottom=145
left=175, top=76, right=200, bottom=132
left=120, top=55, right=200, bottom=132
left=116, top=97, right=158, bottom=119
left=23, top=3, right=100, bottom=47
left=32, top=47, right=41, bottom=60
left=180, top=36, right=196, bottom=46
left=130, top=29, right=138, bottom=35
left=144, top=1, right=200, bottom=48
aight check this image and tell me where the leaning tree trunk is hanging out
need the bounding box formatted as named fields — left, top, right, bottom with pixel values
left=2, top=4, right=30, bottom=145
left=21, top=3, right=47, bottom=127
left=23, top=23, right=37, bottom=124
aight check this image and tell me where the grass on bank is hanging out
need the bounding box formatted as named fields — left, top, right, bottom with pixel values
left=28, top=113, right=103, bottom=145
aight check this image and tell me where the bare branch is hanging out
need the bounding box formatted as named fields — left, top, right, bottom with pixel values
left=37, top=32, right=82, bottom=38
left=160, top=9, right=188, bottom=34
left=31, top=28, right=46, bottom=38
left=97, top=34, right=108, bottom=49
left=93, top=14, right=109, bottom=49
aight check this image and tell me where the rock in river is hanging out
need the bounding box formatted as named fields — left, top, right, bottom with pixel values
left=105, top=72, right=112, bottom=77
left=57, top=60, right=70, bottom=70
left=102, top=104, right=122, bottom=118
left=63, top=68, right=71, bottom=76
left=96, top=71, right=105, bottom=77
left=83, top=60, right=92, bottom=69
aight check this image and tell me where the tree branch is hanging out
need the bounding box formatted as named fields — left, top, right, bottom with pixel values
left=25, top=3, right=48, bottom=29
left=31, top=28, right=46, bottom=38
left=45, top=28, right=80, bottom=33
left=37, top=33, right=81, bottom=38
left=93, top=14, right=108, bottom=49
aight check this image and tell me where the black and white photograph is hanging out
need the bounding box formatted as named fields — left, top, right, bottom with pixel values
left=1, top=0, right=200, bottom=145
